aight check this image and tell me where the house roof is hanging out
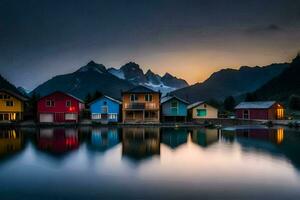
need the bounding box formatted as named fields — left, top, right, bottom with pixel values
left=161, top=95, right=189, bottom=104
left=235, top=101, right=277, bottom=109
left=0, top=88, right=28, bottom=101
left=89, top=95, right=122, bottom=105
left=122, top=85, right=159, bottom=94
left=187, top=101, right=205, bottom=110
left=39, top=91, right=84, bottom=103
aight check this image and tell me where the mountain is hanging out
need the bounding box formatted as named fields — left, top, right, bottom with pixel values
left=17, top=87, right=29, bottom=96
left=31, top=61, right=134, bottom=100
left=108, top=62, right=189, bottom=93
left=253, top=55, right=300, bottom=102
left=0, top=74, right=28, bottom=98
left=171, top=63, right=289, bottom=103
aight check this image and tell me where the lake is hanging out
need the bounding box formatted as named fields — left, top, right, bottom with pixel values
left=0, top=126, right=300, bottom=199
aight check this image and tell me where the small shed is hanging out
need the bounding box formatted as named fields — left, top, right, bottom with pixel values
left=235, top=101, right=284, bottom=120
left=89, top=95, right=122, bottom=123
left=160, top=95, right=189, bottom=122
left=187, top=101, right=218, bottom=120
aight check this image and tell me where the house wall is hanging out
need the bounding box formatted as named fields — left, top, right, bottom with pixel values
left=236, top=109, right=272, bottom=120
left=162, top=99, right=187, bottom=116
left=191, top=104, right=218, bottom=119
left=90, top=97, right=120, bottom=122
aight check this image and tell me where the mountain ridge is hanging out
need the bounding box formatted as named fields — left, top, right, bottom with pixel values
left=170, top=62, right=289, bottom=103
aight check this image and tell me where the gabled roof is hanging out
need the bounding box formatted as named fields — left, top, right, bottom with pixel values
left=122, top=85, right=159, bottom=94
left=0, top=88, right=28, bottom=101
left=89, top=95, right=122, bottom=106
left=235, top=101, right=277, bottom=109
left=161, top=95, right=189, bottom=105
left=187, top=101, right=205, bottom=110
left=39, top=91, right=84, bottom=103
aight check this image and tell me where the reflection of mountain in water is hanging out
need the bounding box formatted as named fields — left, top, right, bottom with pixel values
left=221, top=127, right=300, bottom=171
left=122, top=127, right=160, bottom=160
left=161, top=128, right=188, bottom=149
left=191, top=128, right=219, bottom=147
left=37, top=128, right=79, bottom=155
left=0, top=129, right=23, bottom=158
left=87, top=128, right=120, bottom=152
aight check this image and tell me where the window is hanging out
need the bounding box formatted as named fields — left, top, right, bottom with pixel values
left=0, top=94, right=3, bottom=99
left=109, top=114, right=117, bottom=119
left=197, top=109, right=207, bottom=117
left=6, top=101, right=13, bottom=107
left=103, top=101, right=107, bottom=105
left=243, top=110, right=249, bottom=119
left=66, top=100, right=71, bottom=107
left=130, top=94, right=138, bottom=102
left=145, top=94, right=153, bottom=102
left=171, top=100, right=178, bottom=114
left=3, top=94, right=10, bottom=99
left=46, top=100, right=55, bottom=107
left=102, top=106, right=108, bottom=113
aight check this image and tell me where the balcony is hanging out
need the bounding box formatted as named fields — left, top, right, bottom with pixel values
left=124, top=102, right=158, bottom=110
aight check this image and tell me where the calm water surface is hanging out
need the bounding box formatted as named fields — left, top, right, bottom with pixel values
left=0, top=126, right=300, bottom=199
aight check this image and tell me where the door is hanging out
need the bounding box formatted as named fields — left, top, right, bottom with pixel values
left=65, top=113, right=77, bottom=121
left=40, top=114, right=54, bottom=123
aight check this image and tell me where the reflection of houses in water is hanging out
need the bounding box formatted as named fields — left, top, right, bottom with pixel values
left=0, top=129, right=23, bottom=157
left=161, top=128, right=188, bottom=149
left=221, top=128, right=285, bottom=154
left=37, top=128, right=79, bottom=154
left=122, top=127, right=160, bottom=160
left=89, top=128, right=120, bottom=151
left=235, top=128, right=284, bottom=144
left=191, top=128, right=219, bottom=147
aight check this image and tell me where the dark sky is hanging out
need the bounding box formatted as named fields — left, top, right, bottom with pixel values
left=0, top=0, right=300, bottom=90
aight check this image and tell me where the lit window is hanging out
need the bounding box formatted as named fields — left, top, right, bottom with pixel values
left=197, top=109, right=207, bottom=117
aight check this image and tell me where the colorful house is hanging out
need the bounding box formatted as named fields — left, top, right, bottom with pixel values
left=235, top=101, right=284, bottom=120
left=160, top=95, right=189, bottom=122
left=0, top=89, right=28, bottom=121
left=37, top=91, right=85, bottom=123
left=89, top=95, right=121, bottom=123
left=187, top=101, right=218, bottom=120
left=122, top=85, right=161, bottom=123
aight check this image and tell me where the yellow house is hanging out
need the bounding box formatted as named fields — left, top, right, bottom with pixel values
left=187, top=101, right=218, bottom=119
left=0, top=89, right=27, bottom=121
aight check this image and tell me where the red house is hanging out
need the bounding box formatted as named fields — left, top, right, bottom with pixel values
left=37, top=91, right=85, bottom=123
left=235, top=101, right=284, bottom=120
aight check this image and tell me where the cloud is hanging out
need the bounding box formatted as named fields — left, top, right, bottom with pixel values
left=245, top=24, right=283, bottom=35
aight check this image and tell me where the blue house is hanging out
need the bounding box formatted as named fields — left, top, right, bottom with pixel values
left=161, top=95, right=189, bottom=122
left=90, top=95, right=122, bottom=123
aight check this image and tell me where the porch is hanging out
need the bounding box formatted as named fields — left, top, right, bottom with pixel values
left=123, top=110, right=160, bottom=123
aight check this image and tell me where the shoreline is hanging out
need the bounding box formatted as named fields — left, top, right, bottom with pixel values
left=1, top=118, right=298, bottom=128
